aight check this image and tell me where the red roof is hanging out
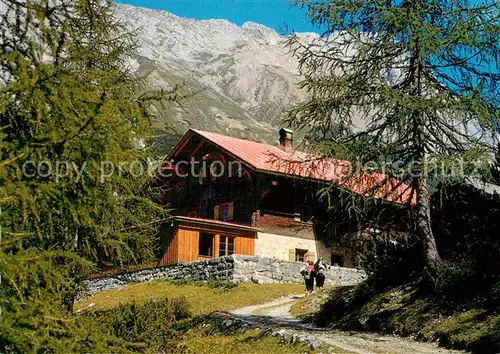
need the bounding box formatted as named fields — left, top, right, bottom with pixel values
left=169, top=129, right=416, bottom=206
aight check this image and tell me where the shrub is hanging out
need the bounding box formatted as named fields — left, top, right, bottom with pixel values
left=89, top=296, right=192, bottom=347
left=170, top=297, right=192, bottom=320
left=433, top=260, right=481, bottom=304
left=357, top=234, right=423, bottom=290
left=315, top=283, right=376, bottom=328
left=491, top=282, right=500, bottom=307
left=432, top=183, right=500, bottom=306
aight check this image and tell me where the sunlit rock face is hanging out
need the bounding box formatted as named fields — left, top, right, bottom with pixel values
left=115, top=3, right=321, bottom=148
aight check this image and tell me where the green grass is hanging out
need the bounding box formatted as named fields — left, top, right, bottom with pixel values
left=79, top=281, right=313, bottom=353
left=76, top=281, right=303, bottom=315
left=175, top=322, right=320, bottom=354
left=290, top=288, right=334, bottom=319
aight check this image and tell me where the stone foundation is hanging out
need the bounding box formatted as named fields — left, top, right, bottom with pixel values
left=232, top=255, right=365, bottom=285
left=81, top=255, right=366, bottom=298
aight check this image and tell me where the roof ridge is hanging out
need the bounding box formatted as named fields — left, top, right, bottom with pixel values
left=191, top=128, right=312, bottom=156
left=191, top=128, right=279, bottom=148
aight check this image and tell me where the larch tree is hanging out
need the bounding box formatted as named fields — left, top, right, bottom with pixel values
left=492, top=143, right=500, bottom=183
left=286, top=0, right=499, bottom=279
left=0, top=0, right=178, bottom=351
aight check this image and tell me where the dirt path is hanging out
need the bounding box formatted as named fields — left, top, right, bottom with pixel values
left=229, top=295, right=466, bottom=354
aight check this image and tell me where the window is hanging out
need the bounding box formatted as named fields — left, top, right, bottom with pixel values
left=295, top=248, right=308, bottom=262
left=199, top=233, right=214, bottom=257
left=219, top=236, right=235, bottom=256
left=219, top=237, right=225, bottom=257
left=300, top=204, right=313, bottom=222
left=331, top=254, right=344, bottom=267
left=214, top=202, right=234, bottom=221
left=221, top=204, right=229, bottom=221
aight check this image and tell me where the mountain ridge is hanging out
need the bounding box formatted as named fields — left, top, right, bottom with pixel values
left=114, top=3, right=317, bottom=150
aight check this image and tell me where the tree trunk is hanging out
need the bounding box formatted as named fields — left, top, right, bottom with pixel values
left=409, top=1, right=441, bottom=280
left=415, top=173, right=441, bottom=278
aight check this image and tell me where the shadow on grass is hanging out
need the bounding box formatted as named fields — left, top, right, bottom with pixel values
left=309, top=281, right=500, bottom=354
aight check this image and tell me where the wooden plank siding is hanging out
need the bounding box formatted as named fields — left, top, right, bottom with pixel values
left=178, top=228, right=199, bottom=263
left=213, top=234, right=220, bottom=259
left=157, top=229, right=179, bottom=266
left=234, top=235, right=254, bottom=255
left=158, top=220, right=256, bottom=265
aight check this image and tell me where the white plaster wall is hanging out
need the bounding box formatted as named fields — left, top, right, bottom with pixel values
left=254, top=232, right=355, bottom=267
left=255, top=232, right=332, bottom=262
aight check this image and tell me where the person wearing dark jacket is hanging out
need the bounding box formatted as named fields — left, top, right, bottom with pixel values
left=314, top=258, right=327, bottom=291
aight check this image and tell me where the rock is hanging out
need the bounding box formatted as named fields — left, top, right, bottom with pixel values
left=309, top=340, right=322, bottom=350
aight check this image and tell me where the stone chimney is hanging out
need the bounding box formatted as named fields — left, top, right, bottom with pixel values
left=279, top=128, right=293, bottom=152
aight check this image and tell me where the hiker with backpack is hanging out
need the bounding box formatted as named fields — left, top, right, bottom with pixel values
left=300, top=260, right=316, bottom=295
left=314, top=258, right=328, bottom=291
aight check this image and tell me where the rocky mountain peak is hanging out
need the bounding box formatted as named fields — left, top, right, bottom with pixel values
left=114, top=3, right=313, bottom=149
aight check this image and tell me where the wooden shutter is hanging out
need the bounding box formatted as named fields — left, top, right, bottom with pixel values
left=288, top=248, right=296, bottom=262
left=214, top=234, right=220, bottom=257
left=214, top=205, right=219, bottom=220
left=228, top=202, right=234, bottom=221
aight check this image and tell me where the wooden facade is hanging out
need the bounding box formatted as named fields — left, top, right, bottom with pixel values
left=158, top=216, right=256, bottom=266
left=151, top=129, right=412, bottom=269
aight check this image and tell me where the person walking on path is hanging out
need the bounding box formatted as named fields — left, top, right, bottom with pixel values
left=314, top=258, right=327, bottom=291
left=300, top=260, right=316, bottom=295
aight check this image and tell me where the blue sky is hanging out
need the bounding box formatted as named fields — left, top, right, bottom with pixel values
left=116, top=0, right=490, bottom=35
left=115, top=0, right=323, bottom=34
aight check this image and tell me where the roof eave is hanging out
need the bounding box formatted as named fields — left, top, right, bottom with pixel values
left=174, top=216, right=259, bottom=232
left=254, top=168, right=414, bottom=207
left=166, top=128, right=197, bottom=161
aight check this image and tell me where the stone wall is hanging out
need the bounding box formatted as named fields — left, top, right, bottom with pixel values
left=80, top=256, right=236, bottom=298
left=232, top=255, right=366, bottom=285
left=81, top=255, right=366, bottom=298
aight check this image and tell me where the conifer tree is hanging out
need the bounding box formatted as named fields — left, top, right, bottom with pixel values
left=287, top=0, right=499, bottom=279
left=491, top=143, right=500, bottom=183
left=0, top=0, right=176, bottom=350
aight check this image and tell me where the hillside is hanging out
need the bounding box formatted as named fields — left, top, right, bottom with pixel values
left=115, top=3, right=318, bottom=150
